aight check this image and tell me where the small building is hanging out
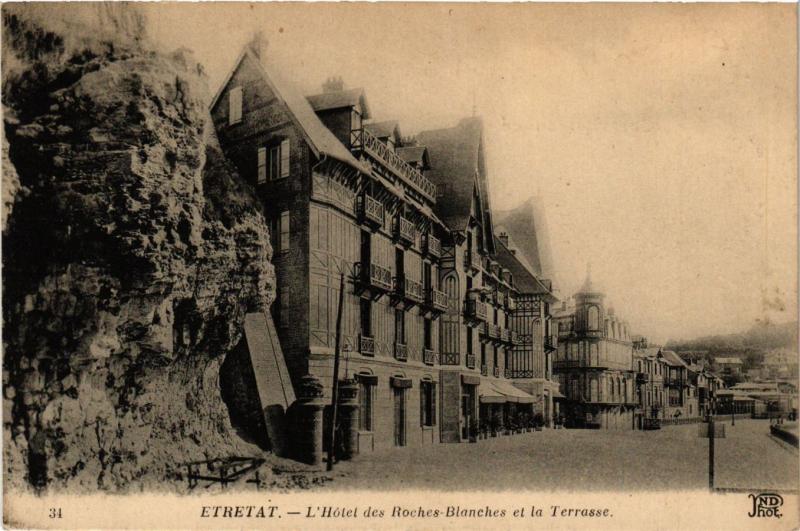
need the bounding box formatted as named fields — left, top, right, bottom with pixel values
left=660, top=350, right=699, bottom=421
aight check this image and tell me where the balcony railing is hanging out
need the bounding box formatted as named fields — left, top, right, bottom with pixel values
left=423, top=349, right=436, bottom=365
left=395, top=342, right=408, bottom=361
left=427, top=287, right=449, bottom=313
left=350, top=127, right=437, bottom=202
left=486, top=323, right=500, bottom=340
left=355, top=261, right=393, bottom=292
left=481, top=364, right=488, bottom=376
left=360, top=335, right=375, bottom=356
left=422, top=233, right=441, bottom=258
left=394, top=216, right=416, bottom=246
left=466, top=354, right=476, bottom=369
left=493, top=367, right=501, bottom=378
left=440, top=353, right=460, bottom=365
left=465, top=300, right=488, bottom=322
left=357, top=193, right=384, bottom=228
left=500, top=327, right=511, bottom=343
left=464, top=250, right=481, bottom=272
left=394, top=275, right=424, bottom=305
left=506, top=297, right=517, bottom=311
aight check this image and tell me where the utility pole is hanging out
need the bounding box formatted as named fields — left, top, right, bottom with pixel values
left=707, top=414, right=715, bottom=490
left=326, top=273, right=346, bottom=472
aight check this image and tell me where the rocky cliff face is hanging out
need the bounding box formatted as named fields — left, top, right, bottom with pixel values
left=2, top=4, right=276, bottom=492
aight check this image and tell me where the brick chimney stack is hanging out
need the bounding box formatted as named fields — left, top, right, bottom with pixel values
left=323, top=76, right=344, bottom=93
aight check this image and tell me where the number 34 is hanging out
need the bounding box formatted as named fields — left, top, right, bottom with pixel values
left=48, top=508, right=62, bottom=519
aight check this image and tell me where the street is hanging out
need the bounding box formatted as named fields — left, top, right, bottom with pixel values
left=329, top=419, right=798, bottom=491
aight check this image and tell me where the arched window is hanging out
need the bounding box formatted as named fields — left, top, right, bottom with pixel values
left=587, top=306, right=599, bottom=330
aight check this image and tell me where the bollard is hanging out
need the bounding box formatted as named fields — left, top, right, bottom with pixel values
left=337, top=379, right=360, bottom=460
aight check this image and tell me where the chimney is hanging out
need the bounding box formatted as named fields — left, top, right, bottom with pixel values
left=498, top=232, right=509, bottom=247
left=249, top=31, right=268, bottom=59
left=322, top=76, right=344, bottom=93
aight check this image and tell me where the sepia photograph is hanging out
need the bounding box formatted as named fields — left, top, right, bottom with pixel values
left=1, top=2, right=798, bottom=529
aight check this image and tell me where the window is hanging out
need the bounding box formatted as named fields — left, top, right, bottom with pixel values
left=280, top=139, right=290, bottom=178
left=423, top=318, right=432, bottom=350
left=466, top=326, right=473, bottom=355
left=276, top=211, right=290, bottom=251
left=587, top=306, right=599, bottom=330
left=480, top=342, right=486, bottom=366
left=359, top=379, right=374, bottom=431
left=420, top=381, right=436, bottom=427
left=395, top=308, right=405, bottom=344
left=360, top=298, right=371, bottom=337
left=493, top=345, right=498, bottom=368
left=229, top=86, right=242, bottom=125
left=257, top=147, right=267, bottom=184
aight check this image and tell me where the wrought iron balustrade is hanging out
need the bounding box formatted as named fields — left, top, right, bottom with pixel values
left=394, top=342, right=408, bottom=361
left=360, top=335, right=375, bottom=356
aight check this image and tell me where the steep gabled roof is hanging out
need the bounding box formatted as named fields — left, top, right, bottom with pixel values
left=397, top=146, right=430, bottom=170
left=364, top=120, right=401, bottom=141
left=661, top=350, right=689, bottom=368
left=416, top=117, right=495, bottom=252
left=495, top=197, right=555, bottom=279
left=494, top=237, right=557, bottom=301
left=306, top=87, right=371, bottom=118
left=210, top=46, right=367, bottom=173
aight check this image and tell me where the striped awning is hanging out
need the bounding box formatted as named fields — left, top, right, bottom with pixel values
left=493, top=380, right=537, bottom=404
left=479, top=382, right=505, bottom=404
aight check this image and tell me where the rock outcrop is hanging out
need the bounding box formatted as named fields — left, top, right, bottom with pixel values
left=2, top=4, right=276, bottom=492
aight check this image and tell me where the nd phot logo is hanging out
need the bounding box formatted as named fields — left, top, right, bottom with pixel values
left=747, top=493, right=783, bottom=518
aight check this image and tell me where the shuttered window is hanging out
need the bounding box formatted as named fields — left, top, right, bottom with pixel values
left=280, top=211, right=290, bottom=251
left=257, top=147, right=267, bottom=183
left=228, top=86, right=242, bottom=125
left=280, top=139, right=290, bottom=177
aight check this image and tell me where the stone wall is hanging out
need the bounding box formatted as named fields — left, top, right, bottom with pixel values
left=2, top=4, right=275, bottom=493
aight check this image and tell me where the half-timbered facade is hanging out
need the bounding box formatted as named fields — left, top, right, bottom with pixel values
left=212, top=44, right=449, bottom=452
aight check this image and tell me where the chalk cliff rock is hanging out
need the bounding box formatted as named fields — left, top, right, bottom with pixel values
left=2, top=4, right=276, bottom=492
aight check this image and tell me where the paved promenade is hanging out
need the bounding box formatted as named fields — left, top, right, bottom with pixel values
left=330, top=419, right=798, bottom=491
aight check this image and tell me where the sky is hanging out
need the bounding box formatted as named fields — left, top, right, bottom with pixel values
left=143, top=3, right=797, bottom=344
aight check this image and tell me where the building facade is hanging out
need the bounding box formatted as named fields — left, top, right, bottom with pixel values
left=552, top=275, right=637, bottom=429
left=211, top=43, right=559, bottom=455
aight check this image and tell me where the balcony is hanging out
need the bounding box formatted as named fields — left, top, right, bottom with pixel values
left=500, top=327, right=511, bottom=344
left=422, top=233, right=441, bottom=259
left=360, top=335, right=375, bottom=356
left=357, top=193, right=384, bottom=228
left=423, top=349, right=436, bottom=365
left=493, top=367, right=501, bottom=378
left=466, top=354, right=476, bottom=369
left=464, top=300, right=488, bottom=322
left=486, top=323, right=500, bottom=341
left=395, top=342, right=408, bottom=362
left=636, top=373, right=650, bottom=384
left=393, top=275, right=424, bottom=306
left=440, top=353, right=460, bottom=365
left=464, top=250, right=481, bottom=272
left=544, top=336, right=557, bottom=352
left=350, top=127, right=437, bottom=202
left=480, top=364, right=488, bottom=376
left=354, top=261, right=393, bottom=295
left=394, top=216, right=416, bottom=246
left=510, top=330, right=522, bottom=345
left=425, top=287, right=449, bottom=314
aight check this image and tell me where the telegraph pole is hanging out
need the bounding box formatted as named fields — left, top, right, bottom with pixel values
left=326, top=273, right=346, bottom=471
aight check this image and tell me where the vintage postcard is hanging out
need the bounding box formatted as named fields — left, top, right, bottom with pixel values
left=1, top=2, right=797, bottom=529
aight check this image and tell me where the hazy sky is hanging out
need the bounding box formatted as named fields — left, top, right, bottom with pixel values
left=144, top=4, right=797, bottom=343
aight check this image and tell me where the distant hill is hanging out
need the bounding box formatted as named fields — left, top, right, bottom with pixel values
left=665, top=321, right=797, bottom=371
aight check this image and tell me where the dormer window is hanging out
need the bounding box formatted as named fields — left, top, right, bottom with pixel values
left=229, top=86, right=242, bottom=125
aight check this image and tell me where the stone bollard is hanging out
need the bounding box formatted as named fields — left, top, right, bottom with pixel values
left=337, top=379, right=360, bottom=460
left=292, top=375, right=326, bottom=466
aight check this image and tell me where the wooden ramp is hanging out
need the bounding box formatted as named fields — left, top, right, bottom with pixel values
left=243, top=312, right=295, bottom=457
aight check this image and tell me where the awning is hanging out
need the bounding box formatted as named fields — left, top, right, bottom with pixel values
left=493, top=380, right=536, bottom=404
left=462, top=374, right=481, bottom=386
left=479, top=382, right=505, bottom=404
